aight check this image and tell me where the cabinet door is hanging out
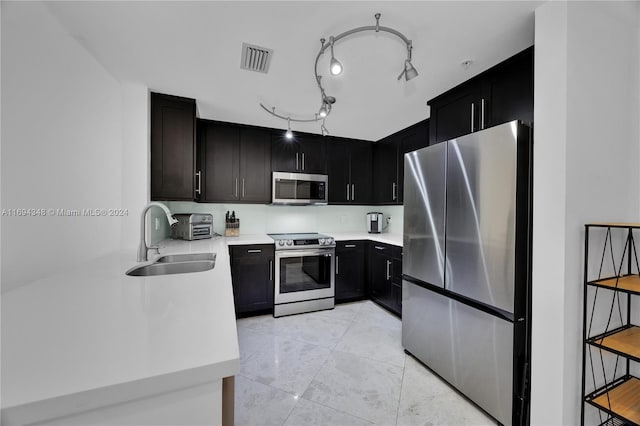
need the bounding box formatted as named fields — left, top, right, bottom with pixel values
left=298, top=134, right=326, bottom=174
left=484, top=47, right=534, bottom=127
left=201, top=122, right=240, bottom=202
left=372, top=139, right=399, bottom=204
left=335, top=241, right=366, bottom=302
left=401, top=120, right=430, bottom=154
left=271, top=133, right=299, bottom=172
left=150, top=93, right=196, bottom=201
left=429, top=86, right=478, bottom=144
left=240, top=127, right=271, bottom=203
left=327, top=139, right=350, bottom=204
left=368, top=244, right=392, bottom=303
left=349, top=141, right=373, bottom=204
left=230, top=245, right=275, bottom=314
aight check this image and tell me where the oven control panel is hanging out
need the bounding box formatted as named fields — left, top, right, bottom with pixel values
left=272, top=234, right=335, bottom=250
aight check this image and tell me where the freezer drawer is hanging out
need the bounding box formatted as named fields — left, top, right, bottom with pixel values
left=403, top=143, right=447, bottom=288
left=402, top=280, right=514, bottom=426
left=445, top=122, right=518, bottom=314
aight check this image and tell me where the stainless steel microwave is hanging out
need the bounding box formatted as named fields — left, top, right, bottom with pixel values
left=272, top=172, right=328, bottom=205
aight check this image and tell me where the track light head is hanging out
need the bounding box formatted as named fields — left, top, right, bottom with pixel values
left=319, top=105, right=328, bottom=118
left=405, top=60, right=418, bottom=81
left=398, top=60, right=419, bottom=81
left=285, top=129, right=293, bottom=139
left=330, top=57, right=343, bottom=76
left=329, top=38, right=343, bottom=76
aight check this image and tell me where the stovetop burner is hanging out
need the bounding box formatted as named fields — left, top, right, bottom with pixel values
left=268, top=232, right=335, bottom=250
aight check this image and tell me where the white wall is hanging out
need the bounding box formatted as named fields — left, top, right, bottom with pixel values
left=164, top=202, right=403, bottom=237
left=120, top=82, right=150, bottom=251
left=1, top=2, right=125, bottom=292
left=532, top=2, right=640, bottom=424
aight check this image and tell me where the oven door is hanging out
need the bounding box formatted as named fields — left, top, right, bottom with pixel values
left=274, top=249, right=335, bottom=304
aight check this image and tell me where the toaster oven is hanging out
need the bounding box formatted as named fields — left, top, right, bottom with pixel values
left=171, top=213, right=213, bottom=240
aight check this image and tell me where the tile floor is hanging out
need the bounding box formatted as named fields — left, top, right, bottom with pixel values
left=235, top=301, right=497, bottom=426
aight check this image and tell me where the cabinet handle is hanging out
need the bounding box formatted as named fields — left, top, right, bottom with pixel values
left=480, top=98, right=486, bottom=130
left=195, top=171, right=202, bottom=195
left=247, top=249, right=262, bottom=253
left=471, top=103, right=475, bottom=132
left=302, top=153, right=305, bottom=170
left=296, top=152, right=299, bottom=170
left=336, top=256, right=339, bottom=275
left=374, top=246, right=385, bottom=251
left=392, top=182, right=397, bottom=201
left=386, top=260, right=391, bottom=280
left=346, top=184, right=350, bottom=201
left=352, top=184, right=355, bottom=201
left=242, top=178, right=245, bottom=198
left=345, top=244, right=356, bottom=248
left=269, top=260, right=273, bottom=281
left=235, top=178, right=238, bottom=197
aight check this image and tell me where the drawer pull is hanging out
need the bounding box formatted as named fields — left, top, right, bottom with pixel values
left=344, top=244, right=356, bottom=248
left=247, top=249, right=262, bottom=253
left=374, top=246, right=385, bottom=251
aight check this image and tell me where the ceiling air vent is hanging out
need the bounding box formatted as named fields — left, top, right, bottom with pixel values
left=240, top=43, right=273, bottom=74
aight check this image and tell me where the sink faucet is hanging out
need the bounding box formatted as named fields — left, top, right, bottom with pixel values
left=138, top=202, right=179, bottom=262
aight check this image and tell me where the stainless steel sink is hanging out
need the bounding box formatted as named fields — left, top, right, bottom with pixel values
left=155, top=253, right=216, bottom=263
left=126, top=253, right=216, bottom=277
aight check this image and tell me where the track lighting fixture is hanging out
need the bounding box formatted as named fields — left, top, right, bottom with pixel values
left=260, top=13, right=417, bottom=135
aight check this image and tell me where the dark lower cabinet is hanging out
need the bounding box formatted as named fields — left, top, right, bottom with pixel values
left=368, top=242, right=401, bottom=316
left=365, top=242, right=402, bottom=316
left=150, top=92, right=196, bottom=201
left=335, top=241, right=366, bottom=302
left=229, top=244, right=274, bottom=315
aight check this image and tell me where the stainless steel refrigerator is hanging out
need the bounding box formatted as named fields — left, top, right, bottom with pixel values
left=402, top=120, right=532, bottom=426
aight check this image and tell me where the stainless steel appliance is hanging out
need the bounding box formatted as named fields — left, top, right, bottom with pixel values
left=170, top=213, right=213, bottom=240
left=402, top=121, right=533, bottom=426
left=269, top=233, right=335, bottom=317
left=272, top=172, right=328, bottom=205
left=367, top=212, right=383, bottom=233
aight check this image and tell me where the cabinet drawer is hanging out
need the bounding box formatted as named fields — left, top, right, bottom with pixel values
left=230, top=244, right=274, bottom=259
left=337, top=240, right=365, bottom=251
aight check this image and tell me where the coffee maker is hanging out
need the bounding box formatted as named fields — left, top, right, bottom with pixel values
left=367, top=212, right=383, bottom=233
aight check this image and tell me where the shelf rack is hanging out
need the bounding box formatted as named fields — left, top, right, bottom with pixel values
left=582, top=223, right=640, bottom=426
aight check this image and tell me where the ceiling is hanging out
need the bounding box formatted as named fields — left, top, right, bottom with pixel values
left=45, top=1, right=542, bottom=141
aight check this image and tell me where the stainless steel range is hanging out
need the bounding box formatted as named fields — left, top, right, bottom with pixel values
left=269, top=233, right=335, bottom=317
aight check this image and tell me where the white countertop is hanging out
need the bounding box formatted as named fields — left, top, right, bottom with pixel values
left=223, top=233, right=402, bottom=247
left=331, top=232, right=403, bottom=247
left=1, top=237, right=239, bottom=425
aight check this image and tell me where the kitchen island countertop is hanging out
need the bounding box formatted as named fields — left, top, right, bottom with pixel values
left=1, top=237, right=239, bottom=425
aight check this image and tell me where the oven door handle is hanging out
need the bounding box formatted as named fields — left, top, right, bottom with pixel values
left=275, top=249, right=335, bottom=259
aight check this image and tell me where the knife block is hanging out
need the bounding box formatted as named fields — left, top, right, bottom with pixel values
left=225, top=220, right=240, bottom=237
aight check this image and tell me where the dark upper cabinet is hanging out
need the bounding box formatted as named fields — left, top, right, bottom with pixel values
left=229, top=244, right=275, bottom=315
left=272, top=132, right=326, bottom=174
left=428, top=46, right=533, bottom=144
left=335, top=240, right=366, bottom=302
left=150, top=92, right=196, bottom=201
left=327, top=138, right=372, bottom=204
left=372, top=138, right=400, bottom=204
left=400, top=119, right=430, bottom=154
left=198, top=120, right=271, bottom=203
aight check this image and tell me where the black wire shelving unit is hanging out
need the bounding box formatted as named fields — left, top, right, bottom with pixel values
left=582, top=223, right=640, bottom=426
